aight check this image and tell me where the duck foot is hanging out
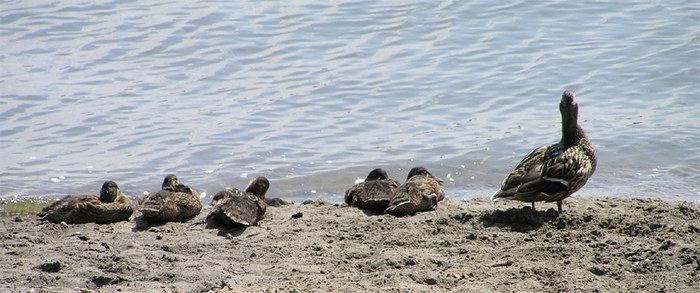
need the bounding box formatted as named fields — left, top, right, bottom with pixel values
left=557, top=200, right=563, bottom=213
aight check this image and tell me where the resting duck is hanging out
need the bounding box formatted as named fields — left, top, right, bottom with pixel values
left=345, top=168, right=400, bottom=213
left=491, top=90, right=597, bottom=212
left=385, top=167, right=445, bottom=216
left=207, top=176, right=270, bottom=226
left=139, top=174, right=202, bottom=222
left=37, top=181, right=134, bottom=224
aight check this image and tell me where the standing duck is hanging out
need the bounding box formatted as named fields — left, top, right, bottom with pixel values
left=37, top=181, right=134, bottom=224
left=345, top=168, right=400, bottom=213
left=207, top=176, right=270, bottom=227
left=385, top=167, right=445, bottom=216
left=491, top=90, right=597, bottom=212
left=138, top=174, right=202, bottom=222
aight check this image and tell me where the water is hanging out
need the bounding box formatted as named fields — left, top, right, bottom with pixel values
left=1, top=0, right=698, bottom=204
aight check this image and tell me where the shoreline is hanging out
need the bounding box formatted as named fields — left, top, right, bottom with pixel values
left=1, top=196, right=699, bottom=292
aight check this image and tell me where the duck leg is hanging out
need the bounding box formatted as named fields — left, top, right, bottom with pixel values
left=531, top=201, right=536, bottom=211
left=557, top=200, right=563, bottom=213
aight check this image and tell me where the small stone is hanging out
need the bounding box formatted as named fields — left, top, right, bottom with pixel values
left=588, top=266, right=608, bottom=276
left=648, top=223, right=662, bottom=230
left=404, top=258, right=417, bottom=266
left=161, top=245, right=174, bottom=252
left=488, top=260, right=513, bottom=268
left=658, top=240, right=674, bottom=251
left=13, top=217, right=23, bottom=222
left=265, top=198, right=289, bottom=207
left=291, top=212, right=303, bottom=219
left=424, top=277, right=438, bottom=285
left=40, top=261, right=62, bottom=273
left=156, top=234, right=163, bottom=240
left=92, top=275, right=120, bottom=286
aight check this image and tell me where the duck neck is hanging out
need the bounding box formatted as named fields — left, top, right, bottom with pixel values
left=561, top=109, right=580, bottom=146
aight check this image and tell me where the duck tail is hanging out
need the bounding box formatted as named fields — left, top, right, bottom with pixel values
left=490, top=189, right=513, bottom=201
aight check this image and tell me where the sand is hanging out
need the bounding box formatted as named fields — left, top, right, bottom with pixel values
left=1, top=196, right=699, bottom=292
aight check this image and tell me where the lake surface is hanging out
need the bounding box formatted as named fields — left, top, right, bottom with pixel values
left=1, top=0, right=698, bottom=205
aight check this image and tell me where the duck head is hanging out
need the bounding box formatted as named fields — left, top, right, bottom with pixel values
left=407, top=166, right=443, bottom=184
left=99, top=180, right=120, bottom=202
left=245, top=176, right=270, bottom=199
left=366, top=168, right=389, bottom=181
left=161, top=174, right=179, bottom=191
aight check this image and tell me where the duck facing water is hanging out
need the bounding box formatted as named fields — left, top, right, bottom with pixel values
left=491, top=90, right=597, bottom=212
left=138, top=174, right=202, bottom=222
left=37, top=181, right=134, bottom=224
left=345, top=168, right=400, bottom=213
left=208, top=176, right=270, bottom=227
left=385, top=167, right=445, bottom=216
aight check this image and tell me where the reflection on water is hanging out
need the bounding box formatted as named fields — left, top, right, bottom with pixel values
left=1, top=0, right=698, bottom=204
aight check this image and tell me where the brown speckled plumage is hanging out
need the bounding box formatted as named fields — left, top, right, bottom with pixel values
left=385, top=167, right=445, bottom=216
left=37, top=181, right=134, bottom=224
left=139, top=175, right=202, bottom=222
left=208, top=176, right=270, bottom=226
left=491, top=90, right=597, bottom=212
left=345, top=168, right=400, bottom=213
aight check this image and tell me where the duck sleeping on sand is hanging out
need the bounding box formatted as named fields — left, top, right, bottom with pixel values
left=385, top=167, right=444, bottom=216
left=345, top=168, right=400, bottom=213
left=139, top=174, right=202, bottom=222
left=37, top=181, right=134, bottom=224
left=208, top=176, right=270, bottom=227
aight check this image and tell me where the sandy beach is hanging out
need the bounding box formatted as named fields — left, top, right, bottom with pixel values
left=1, top=196, right=698, bottom=292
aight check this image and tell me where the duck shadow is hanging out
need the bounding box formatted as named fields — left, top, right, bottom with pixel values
left=479, top=206, right=560, bottom=232
left=204, top=216, right=248, bottom=238
left=131, top=214, right=200, bottom=232
left=131, top=215, right=168, bottom=231
left=361, top=209, right=385, bottom=217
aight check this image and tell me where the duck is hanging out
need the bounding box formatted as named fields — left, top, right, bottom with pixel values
left=491, top=90, right=597, bottom=212
left=385, top=167, right=445, bottom=216
left=37, top=181, right=134, bottom=224
left=345, top=168, right=400, bottom=213
left=138, top=174, right=202, bottom=222
left=207, top=176, right=270, bottom=226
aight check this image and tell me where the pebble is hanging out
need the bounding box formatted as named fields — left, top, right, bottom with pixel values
left=40, top=261, right=62, bottom=273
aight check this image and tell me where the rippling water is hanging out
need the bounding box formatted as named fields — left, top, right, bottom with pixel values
left=1, top=0, right=698, bottom=204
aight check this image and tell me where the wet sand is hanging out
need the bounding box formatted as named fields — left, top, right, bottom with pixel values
left=1, top=197, right=699, bottom=292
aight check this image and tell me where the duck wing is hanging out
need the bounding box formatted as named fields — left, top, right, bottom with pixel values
left=209, top=189, right=263, bottom=226
left=492, top=145, right=549, bottom=201
left=537, top=144, right=596, bottom=201
left=139, top=191, right=180, bottom=221
left=39, top=194, right=133, bottom=224
left=172, top=186, right=202, bottom=221
left=360, top=179, right=399, bottom=212
left=385, top=176, right=439, bottom=216
left=83, top=194, right=134, bottom=224
left=37, top=195, right=94, bottom=223
left=344, top=183, right=366, bottom=206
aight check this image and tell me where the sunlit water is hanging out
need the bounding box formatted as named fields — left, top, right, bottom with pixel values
left=1, top=0, right=698, bottom=205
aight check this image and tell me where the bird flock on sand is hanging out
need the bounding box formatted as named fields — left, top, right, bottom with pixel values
left=37, top=91, right=597, bottom=226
